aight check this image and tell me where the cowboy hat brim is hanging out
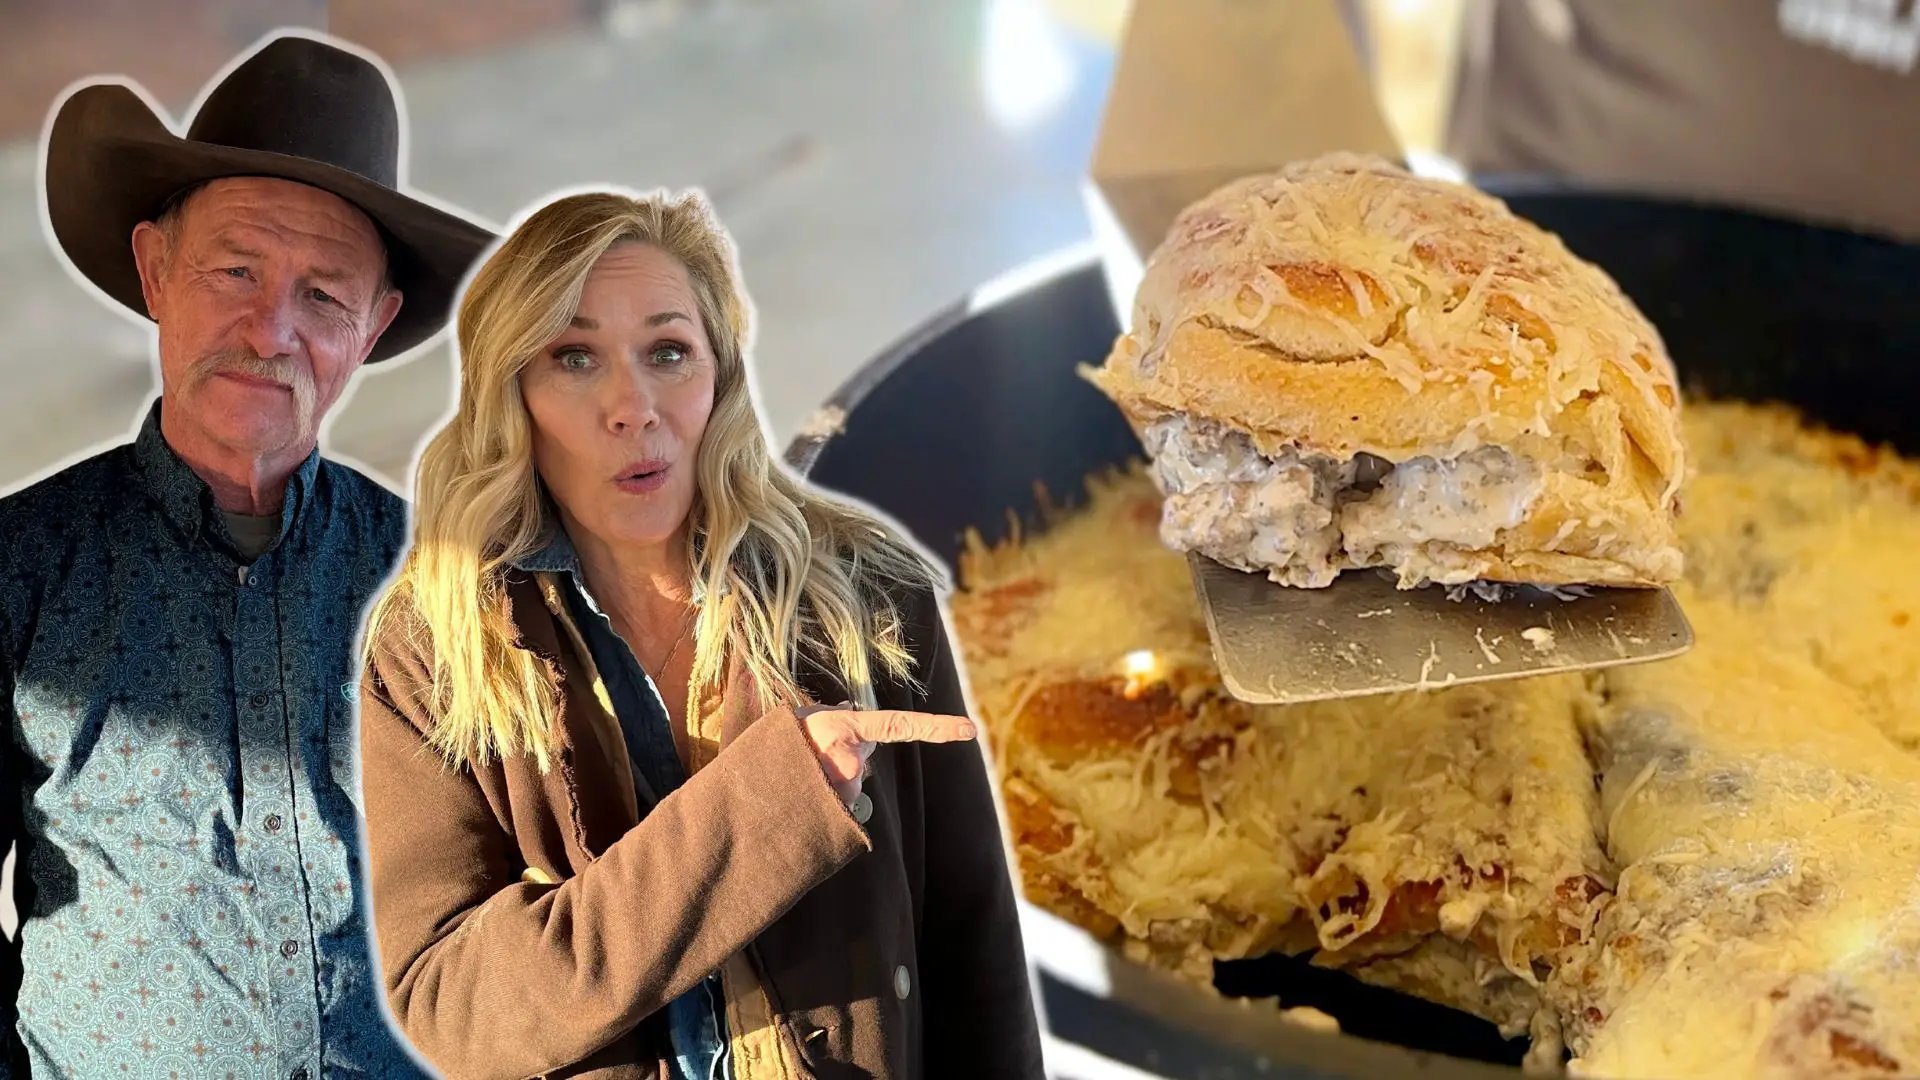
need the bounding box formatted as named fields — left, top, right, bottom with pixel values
left=44, top=81, right=494, bottom=364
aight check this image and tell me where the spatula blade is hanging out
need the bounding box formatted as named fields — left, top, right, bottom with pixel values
left=1189, top=553, right=1694, bottom=705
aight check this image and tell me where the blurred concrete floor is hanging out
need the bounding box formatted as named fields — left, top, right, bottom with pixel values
left=0, top=0, right=1117, bottom=492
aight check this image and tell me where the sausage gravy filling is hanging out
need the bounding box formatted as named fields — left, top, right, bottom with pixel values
left=1143, top=414, right=1547, bottom=588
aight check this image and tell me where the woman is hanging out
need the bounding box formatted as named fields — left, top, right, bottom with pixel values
left=356, top=189, right=1044, bottom=1080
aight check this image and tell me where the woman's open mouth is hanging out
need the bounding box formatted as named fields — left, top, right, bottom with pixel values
left=614, top=460, right=670, bottom=494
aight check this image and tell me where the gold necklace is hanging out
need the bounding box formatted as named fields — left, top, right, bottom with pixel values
left=643, top=608, right=696, bottom=685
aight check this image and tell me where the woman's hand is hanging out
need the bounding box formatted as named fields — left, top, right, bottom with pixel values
left=798, top=704, right=976, bottom=808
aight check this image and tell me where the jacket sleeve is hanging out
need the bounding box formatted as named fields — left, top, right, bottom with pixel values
left=908, top=590, right=1048, bottom=1079
left=357, top=634, right=873, bottom=1080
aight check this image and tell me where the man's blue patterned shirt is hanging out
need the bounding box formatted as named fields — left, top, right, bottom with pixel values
left=0, top=403, right=427, bottom=1079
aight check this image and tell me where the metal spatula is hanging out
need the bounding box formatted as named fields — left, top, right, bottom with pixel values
left=1189, top=555, right=1693, bottom=705
left=1085, top=0, right=1695, bottom=705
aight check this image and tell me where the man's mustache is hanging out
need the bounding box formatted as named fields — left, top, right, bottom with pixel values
left=185, top=349, right=319, bottom=424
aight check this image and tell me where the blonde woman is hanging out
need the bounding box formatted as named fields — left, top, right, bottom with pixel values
left=356, top=190, right=1043, bottom=1080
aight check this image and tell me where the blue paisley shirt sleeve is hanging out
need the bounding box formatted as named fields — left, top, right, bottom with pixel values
left=0, top=403, right=429, bottom=1079
left=2, top=635, right=21, bottom=1079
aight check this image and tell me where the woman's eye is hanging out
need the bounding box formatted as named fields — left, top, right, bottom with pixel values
left=555, top=348, right=593, bottom=371
left=651, top=342, right=689, bottom=365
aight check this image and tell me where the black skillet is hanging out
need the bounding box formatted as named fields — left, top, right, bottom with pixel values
left=784, top=184, right=1920, bottom=1079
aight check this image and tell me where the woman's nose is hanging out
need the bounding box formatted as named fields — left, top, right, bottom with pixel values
left=605, top=360, right=660, bottom=432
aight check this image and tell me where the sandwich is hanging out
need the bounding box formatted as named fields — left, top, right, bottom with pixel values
left=1083, top=153, right=1686, bottom=591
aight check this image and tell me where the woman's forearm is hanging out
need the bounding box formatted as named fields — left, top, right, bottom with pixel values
left=359, top=677, right=870, bottom=1079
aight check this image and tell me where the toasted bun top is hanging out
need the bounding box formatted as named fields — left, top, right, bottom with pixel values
left=1088, top=154, right=1685, bottom=508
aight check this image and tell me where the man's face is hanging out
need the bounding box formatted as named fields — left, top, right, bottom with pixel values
left=132, top=176, right=404, bottom=460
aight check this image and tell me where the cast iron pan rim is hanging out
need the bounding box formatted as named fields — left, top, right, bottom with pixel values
left=784, top=298, right=976, bottom=476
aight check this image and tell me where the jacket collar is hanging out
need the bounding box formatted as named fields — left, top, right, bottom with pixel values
left=501, top=564, right=783, bottom=757
left=131, top=399, right=320, bottom=550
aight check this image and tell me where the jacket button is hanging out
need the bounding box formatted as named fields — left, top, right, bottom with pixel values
left=851, top=792, right=873, bottom=825
left=893, top=964, right=911, bottom=1000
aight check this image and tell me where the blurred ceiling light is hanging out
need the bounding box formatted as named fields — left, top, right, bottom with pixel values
left=983, top=0, right=1078, bottom=130
left=1385, top=0, right=1436, bottom=21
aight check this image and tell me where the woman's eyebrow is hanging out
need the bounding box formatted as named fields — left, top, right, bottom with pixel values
left=647, top=310, right=692, bottom=327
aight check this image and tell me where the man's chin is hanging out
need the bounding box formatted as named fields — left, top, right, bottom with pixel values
left=194, top=402, right=314, bottom=455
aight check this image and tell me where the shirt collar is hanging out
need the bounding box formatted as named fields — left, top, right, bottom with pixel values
left=512, top=522, right=585, bottom=576
left=509, top=515, right=711, bottom=609
left=131, top=399, right=322, bottom=548
left=512, top=524, right=620, bottom=628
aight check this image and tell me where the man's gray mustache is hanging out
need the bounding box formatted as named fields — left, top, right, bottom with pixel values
left=188, top=350, right=306, bottom=389
left=186, top=349, right=320, bottom=435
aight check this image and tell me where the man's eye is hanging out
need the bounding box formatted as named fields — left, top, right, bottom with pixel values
left=223, top=267, right=249, bottom=279
left=311, top=287, right=337, bottom=305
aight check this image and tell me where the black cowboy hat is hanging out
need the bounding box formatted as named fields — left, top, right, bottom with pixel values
left=42, top=31, right=496, bottom=363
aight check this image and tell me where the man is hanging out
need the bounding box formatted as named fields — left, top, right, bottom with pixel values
left=0, top=32, right=493, bottom=1077
left=1444, top=0, right=1920, bottom=242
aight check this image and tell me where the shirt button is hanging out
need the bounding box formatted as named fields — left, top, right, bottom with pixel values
left=264, top=814, right=284, bottom=835
left=850, top=792, right=873, bottom=825
left=280, top=939, right=299, bottom=958
left=249, top=692, right=268, bottom=708
left=894, top=964, right=911, bottom=1000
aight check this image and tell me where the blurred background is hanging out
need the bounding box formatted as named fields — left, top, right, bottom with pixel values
left=0, top=0, right=1467, bottom=495
left=0, top=0, right=1469, bottom=942
left=0, top=0, right=1474, bottom=946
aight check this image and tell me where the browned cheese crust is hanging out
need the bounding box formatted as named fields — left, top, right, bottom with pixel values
left=956, top=401, right=1920, bottom=1077
left=1083, top=154, right=1685, bottom=589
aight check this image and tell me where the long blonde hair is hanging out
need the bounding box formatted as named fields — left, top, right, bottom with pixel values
left=365, top=190, right=937, bottom=769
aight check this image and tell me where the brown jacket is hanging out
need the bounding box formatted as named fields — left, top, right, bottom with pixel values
left=356, top=571, right=1044, bottom=1079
